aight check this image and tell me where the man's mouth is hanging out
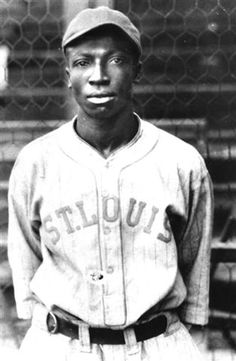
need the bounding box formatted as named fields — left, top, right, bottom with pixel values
left=87, top=95, right=115, bottom=105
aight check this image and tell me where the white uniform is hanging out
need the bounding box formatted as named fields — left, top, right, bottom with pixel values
left=8, top=115, right=213, bottom=360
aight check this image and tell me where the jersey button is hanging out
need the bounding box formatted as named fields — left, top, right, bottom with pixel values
left=107, top=266, right=114, bottom=274
left=90, top=270, right=104, bottom=281
left=103, top=225, right=111, bottom=234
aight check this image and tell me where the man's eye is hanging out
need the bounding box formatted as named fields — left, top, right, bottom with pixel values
left=74, top=60, right=89, bottom=67
left=110, top=57, right=124, bottom=65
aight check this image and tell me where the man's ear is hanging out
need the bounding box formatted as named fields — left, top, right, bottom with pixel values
left=66, top=67, right=72, bottom=88
left=133, top=61, right=142, bottom=83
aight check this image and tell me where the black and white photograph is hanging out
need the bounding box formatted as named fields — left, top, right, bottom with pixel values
left=0, top=1, right=236, bottom=360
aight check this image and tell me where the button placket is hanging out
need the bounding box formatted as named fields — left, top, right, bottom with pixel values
left=100, top=164, right=126, bottom=326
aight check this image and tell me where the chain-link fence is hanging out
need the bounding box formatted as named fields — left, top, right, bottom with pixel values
left=0, top=0, right=65, bottom=121
left=0, top=0, right=236, bottom=358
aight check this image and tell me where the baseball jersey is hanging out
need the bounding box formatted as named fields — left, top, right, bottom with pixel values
left=8, top=115, right=213, bottom=329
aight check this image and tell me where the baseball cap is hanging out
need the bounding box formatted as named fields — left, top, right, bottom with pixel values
left=62, top=6, right=141, bottom=57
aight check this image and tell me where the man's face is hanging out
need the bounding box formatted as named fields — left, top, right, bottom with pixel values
left=66, top=30, right=140, bottom=119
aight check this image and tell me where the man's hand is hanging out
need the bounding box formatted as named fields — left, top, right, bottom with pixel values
left=185, top=324, right=207, bottom=352
left=17, top=318, right=32, bottom=338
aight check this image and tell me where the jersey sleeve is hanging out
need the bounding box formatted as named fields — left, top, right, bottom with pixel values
left=177, top=160, right=214, bottom=326
left=8, top=151, right=42, bottom=319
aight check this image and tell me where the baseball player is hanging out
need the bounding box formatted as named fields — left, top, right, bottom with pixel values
left=8, top=6, right=213, bottom=361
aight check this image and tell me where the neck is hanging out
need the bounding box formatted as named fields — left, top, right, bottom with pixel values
left=74, top=108, right=138, bottom=158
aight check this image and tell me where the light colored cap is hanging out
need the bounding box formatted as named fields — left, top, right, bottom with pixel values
left=62, top=6, right=141, bottom=56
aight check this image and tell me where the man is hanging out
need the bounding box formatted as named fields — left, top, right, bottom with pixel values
left=8, top=6, right=213, bottom=361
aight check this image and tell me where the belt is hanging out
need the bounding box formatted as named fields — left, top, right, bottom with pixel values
left=46, top=311, right=168, bottom=344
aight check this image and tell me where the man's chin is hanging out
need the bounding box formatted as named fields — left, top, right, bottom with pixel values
left=83, top=104, right=119, bottom=120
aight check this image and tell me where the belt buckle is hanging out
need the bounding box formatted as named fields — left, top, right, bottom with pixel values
left=46, top=311, right=59, bottom=334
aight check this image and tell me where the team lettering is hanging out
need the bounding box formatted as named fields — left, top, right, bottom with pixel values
left=42, top=196, right=171, bottom=244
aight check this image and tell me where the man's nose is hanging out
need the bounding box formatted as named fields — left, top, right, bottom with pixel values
left=89, top=63, right=110, bottom=86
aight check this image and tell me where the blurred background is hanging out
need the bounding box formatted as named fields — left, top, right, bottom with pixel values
left=0, top=0, right=236, bottom=360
